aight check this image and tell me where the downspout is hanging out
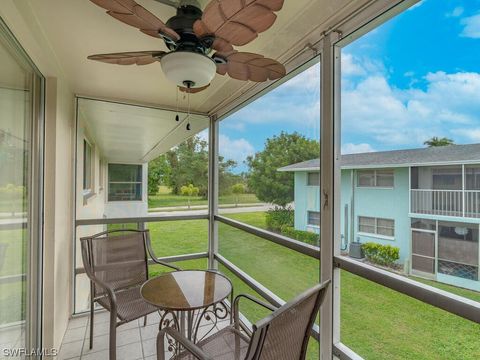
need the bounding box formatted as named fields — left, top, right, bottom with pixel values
left=350, top=169, right=355, bottom=245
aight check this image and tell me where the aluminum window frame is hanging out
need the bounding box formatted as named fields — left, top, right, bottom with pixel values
left=357, top=169, right=394, bottom=188
left=307, top=172, right=320, bottom=186
left=358, top=216, right=395, bottom=237
left=0, top=16, right=45, bottom=358
left=107, top=162, right=143, bottom=202
left=82, top=139, right=93, bottom=192
left=307, top=210, right=321, bottom=227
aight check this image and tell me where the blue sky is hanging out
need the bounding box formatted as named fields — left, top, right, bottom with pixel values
left=216, top=0, right=480, bottom=172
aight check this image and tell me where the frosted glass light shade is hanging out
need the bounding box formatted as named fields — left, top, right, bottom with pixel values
left=160, top=51, right=216, bottom=88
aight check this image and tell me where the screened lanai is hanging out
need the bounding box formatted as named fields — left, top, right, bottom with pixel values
left=1, top=1, right=480, bottom=360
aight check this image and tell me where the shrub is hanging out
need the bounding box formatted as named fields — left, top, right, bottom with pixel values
left=280, top=226, right=319, bottom=246
left=362, top=242, right=400, bottom=267
left=265, top=206, right=294, bottom=232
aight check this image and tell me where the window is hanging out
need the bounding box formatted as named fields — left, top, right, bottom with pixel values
left=83, top=140, right=92, bottom=192
left=108, top=164, right=142, bottom=201
left=307, top=172, right=320, bottom=186
left=357, top=170, right=394, bottom=188
left=307, top=211, right=320, bottom=227
left=358, top=216, right=394, bottom=237
left=98, top=159, right=104, bottom=191
left=438, top=222, right=479, bottom=281
left=432, top=167, right=462, bottom=190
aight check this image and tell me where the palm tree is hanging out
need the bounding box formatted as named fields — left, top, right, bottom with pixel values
left=424, top=136, right=455, bottom=147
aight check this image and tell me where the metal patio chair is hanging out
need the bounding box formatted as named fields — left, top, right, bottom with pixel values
left=81, top=229, right=180, bottom=360
left=156, top=281, right=330, bottom=360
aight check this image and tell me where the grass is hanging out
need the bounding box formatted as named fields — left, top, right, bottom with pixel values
left=148, top=187, right=260, bottom=209
left=5, top=210, right=475, bottom=356
left=0, top=229, right=26, bottom=324
left=143, top=211, right=480, bottom=360
left=0, top=199, right=25, bottom=213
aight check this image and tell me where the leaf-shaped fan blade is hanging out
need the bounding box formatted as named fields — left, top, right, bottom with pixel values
left=194, top=0, right=284, bottom=47
left=87, top=51, right=165, bottom=65
left=215, top=51, right=285, bottom=82
left=179, top=84, right=211, bottom=93
left=90, top=0, right=180, bottom=40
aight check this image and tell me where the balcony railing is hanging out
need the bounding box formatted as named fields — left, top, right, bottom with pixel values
left=410, top=189, right=480, bottom=218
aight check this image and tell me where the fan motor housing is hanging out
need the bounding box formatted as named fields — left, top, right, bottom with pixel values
left=164, top=5, right=213, bottom=54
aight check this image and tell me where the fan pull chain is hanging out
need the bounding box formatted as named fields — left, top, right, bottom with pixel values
left=175, top=87, right=179, bottom=122
left=186, top=90, right=191, bottom=131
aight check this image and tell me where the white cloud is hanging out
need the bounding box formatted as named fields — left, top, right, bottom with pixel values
left=342, top=53, right=366, bottom=77
left=341, top=54, right=480, bottom=148
left=452, top=128, right=480, bottom=142
left=460, top=14, right=480, bottom=38
left=342, top=143, right=375, bottom=154
left=282, top=63, right=320, bottom=92
left=446, top=6, right=464, bottom=18
left=218, top=134, right=255, bottom=165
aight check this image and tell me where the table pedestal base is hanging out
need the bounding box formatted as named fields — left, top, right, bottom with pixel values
left=159, top=301, right=231, bottom=356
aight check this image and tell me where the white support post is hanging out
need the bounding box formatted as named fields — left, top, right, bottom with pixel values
left=320, top=32, right=341, bottom=359
left=208, top=115, right=219, bottom=270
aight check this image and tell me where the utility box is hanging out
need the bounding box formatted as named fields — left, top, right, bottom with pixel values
left=349, top=242, right=364, bottom=259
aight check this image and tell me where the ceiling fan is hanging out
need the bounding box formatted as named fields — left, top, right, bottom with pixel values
left=87, top=0, right=287, bottom=93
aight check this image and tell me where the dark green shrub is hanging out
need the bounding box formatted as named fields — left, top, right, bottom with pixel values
left=281, top=226, right=319, bottom=246
left=362, top=242, right=400, bottom=267
left=265, top=206, right=294, bottom=232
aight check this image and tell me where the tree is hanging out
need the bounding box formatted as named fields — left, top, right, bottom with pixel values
left=180, top=183, right=199, bottom=209
left=424, top=137, right=455, bottom=147
left=246, top=132, right=320, bottom=207
left=148, top=155, right=171, bottom=195
left=165, top=135, right=236, bottom=197
left=231, top=183, right=246, bottom=207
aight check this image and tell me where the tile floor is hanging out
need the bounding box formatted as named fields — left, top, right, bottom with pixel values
left=58, top=311, right=230, bottom=360
left=0, top=325, right=25, bottom=360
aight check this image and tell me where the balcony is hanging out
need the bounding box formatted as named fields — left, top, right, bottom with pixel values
left=2, top=1, right=480, bottom=360
left=410, top=189, right=480, bottom=218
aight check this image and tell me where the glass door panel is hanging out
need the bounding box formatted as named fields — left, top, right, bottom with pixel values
left=0, top=20, right=43, bottom=355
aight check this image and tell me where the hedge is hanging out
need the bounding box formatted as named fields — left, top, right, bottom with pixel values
left=362, top=242, right=399, bottom=267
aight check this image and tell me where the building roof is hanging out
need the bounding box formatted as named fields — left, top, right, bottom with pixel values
left=278, top=143, right=480, bottom=171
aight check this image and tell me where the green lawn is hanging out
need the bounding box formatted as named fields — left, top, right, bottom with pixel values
left=144, top=211, right=480, bottom=360
left=0, top=199, right=25, bottom=213
left=148, top=193, right=260, bottom=209
left=0, top=228, right=26, bottom=324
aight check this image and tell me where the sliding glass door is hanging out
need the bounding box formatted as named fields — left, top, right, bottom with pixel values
left=0, top=19, right=43, bottom=357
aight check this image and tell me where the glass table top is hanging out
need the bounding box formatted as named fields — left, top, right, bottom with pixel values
left=141, top=270, right=232, bottom=311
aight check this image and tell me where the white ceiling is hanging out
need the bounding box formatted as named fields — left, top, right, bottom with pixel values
left=25, top=0, right=360, bottom=114
left=10, top=0, right=368, bottom=162
left=78, top=97, right=208, bottom=163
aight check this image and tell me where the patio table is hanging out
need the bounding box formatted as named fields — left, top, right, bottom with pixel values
left=140, top=270, right=233, bottom=352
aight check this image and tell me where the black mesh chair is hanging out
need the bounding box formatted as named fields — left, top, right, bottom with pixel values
left=81, top=229, right=180, bottom=360
left=157, top=281, right=329, bottom=360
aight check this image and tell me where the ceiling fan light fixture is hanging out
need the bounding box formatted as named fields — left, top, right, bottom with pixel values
left=160, top=51, right=216, bottom=88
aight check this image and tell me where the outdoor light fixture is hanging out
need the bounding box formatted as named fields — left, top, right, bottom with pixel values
left=454, top=227, right=469, bottom=236
left=160, top=52, right=216, bottom=89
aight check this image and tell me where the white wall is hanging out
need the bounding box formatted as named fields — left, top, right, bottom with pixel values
left=0, top=1, right=76, bottom=353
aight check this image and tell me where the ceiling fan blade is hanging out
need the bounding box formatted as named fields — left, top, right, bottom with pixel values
left=179, top=84, right=211, bottom=93
left=89, top=0, right=180, bottom=40
left=194, top=0, right=284, bottom=47
left=214, top=51, right=286, bottom=82
left=212, top=37, right=234, bottom=53
left=87, top=51, right=165, bottom=65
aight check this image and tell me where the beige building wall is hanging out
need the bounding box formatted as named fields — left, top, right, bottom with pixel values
left=74, top=110, right=107, bottom=312
left=0, top=0, right=76, bottom=353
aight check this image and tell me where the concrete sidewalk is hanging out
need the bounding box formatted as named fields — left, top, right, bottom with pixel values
left=148, top=203, right=274, bottom=217
left=148, top=202, right=265, bottom=212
